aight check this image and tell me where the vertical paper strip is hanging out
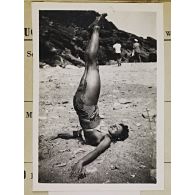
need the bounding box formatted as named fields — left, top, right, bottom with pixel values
left=24, top=1, right=33, bottom=101
left=164, top=102, right=171, bottom=163
left=164, top=2, right=171, bottom=101
left=24, top=163, right=48, bottom=195
left=24, top=102, right=33, bottom=162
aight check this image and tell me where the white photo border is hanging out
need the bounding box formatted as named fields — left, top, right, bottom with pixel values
left=32, top=2, right=164, bottom=191
left=49, top=190, right=141, bottom=195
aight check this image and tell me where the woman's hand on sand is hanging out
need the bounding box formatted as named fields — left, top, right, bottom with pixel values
left=71, top=161, right=85, bottom=179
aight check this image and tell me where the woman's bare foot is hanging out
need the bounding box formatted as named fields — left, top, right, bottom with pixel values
left=48, top=132, right=75, bottom=140
left=57, top=132, right=75, bottom=139
left=88, top=13, right=107, bottom=29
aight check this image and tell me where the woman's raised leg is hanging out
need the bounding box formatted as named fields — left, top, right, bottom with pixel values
left=76, top=13, right=107, bottom=105
left=84, top=25, right=101, bottom=105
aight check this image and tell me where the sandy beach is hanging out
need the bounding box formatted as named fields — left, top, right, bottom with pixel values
left=38, top=62, right=157, bottom=183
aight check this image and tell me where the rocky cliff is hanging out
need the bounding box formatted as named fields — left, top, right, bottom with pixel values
left=39, top=10, right=157, bottom=67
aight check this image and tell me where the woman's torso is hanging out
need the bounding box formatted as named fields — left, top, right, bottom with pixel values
left=83, top=120, right=110, bottom=146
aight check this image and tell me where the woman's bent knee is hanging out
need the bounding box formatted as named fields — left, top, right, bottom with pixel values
left=85, top=50, right=97, bottom=63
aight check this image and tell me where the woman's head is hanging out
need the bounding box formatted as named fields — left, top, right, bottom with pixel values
left=108, top=123, right=129, bottom=141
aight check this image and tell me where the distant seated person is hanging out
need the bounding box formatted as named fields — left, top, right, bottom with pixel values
left=113, top=41, right=122, bottom=66
left=132, top=38, right=142, bottom=62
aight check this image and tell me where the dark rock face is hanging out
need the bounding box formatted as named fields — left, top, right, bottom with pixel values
left=39, top=11, right=157, bottom=67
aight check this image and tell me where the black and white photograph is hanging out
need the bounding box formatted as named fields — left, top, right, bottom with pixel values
left=32, top=3, right=164, bottom=191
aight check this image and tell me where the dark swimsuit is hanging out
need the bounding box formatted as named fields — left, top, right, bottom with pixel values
left=73, top=81, right=100, bottom=130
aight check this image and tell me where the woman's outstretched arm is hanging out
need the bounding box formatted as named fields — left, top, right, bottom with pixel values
left=71, top=135, right=111, bottom=177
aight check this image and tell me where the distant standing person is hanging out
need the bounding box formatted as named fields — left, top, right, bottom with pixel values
left=113, top=41, right=122, bottom=66
left=133, top=39, right=142, bottom=62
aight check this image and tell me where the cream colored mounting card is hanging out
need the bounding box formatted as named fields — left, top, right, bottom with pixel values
left=24, top=0, right=171, bottom=194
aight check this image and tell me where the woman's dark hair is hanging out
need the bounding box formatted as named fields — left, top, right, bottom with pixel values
left=118, top=123, right=129, bottom=141
left=111, top=124, right=129, bottom=142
